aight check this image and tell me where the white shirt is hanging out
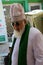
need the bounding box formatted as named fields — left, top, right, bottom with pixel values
left=12, top=38, right=20, bottom=65
left=12, top=27, right=43, bottom=65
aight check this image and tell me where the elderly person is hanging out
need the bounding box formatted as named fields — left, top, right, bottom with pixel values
left=9, top=3, right=43, bottom=65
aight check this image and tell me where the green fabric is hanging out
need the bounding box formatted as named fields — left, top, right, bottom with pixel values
left=8, top=24, right=30, bottom=65
left=18, top=24, right=30, bottom=65
left=8, top=38, right=16, bottom=65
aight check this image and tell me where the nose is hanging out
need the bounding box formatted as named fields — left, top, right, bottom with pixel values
left=13, top=25, right=19, bottom=31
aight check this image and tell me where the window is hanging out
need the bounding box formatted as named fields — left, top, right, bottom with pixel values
left=29, top=3, right=42, bottom=11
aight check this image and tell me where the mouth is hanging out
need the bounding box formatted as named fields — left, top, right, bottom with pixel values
left=16, top=28, right=20, bottom=32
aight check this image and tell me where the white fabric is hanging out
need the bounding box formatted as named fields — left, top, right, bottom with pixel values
left=12, top=27, right=43, bottom=65
left=12, top=38, right=20, bottom=65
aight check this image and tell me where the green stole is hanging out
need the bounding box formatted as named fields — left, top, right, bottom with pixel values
left=18, top=24, right=30, bottom=65
left=8, top=24, right=30, bottom=65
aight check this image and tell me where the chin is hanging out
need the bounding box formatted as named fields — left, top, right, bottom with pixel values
left=13, top=28, right=25, bottom=38
left=13, top=30, right=22, bottom=38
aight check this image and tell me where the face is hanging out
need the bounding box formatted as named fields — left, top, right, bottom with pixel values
left=11, top=20, right=25, bottom=32
left=11, top=20, right=26, bottom=38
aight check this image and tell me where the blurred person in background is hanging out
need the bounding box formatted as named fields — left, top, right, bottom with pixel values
left=9, top=3, right=43, bottom=65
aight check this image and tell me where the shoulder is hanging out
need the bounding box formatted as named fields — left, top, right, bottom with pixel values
left=30, top=27, right=42, bottom=35
left=29, top=27, right=42, bottom=39
left=30, top=27, right=41, bottom=34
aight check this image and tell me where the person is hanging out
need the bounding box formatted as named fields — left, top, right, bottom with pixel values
left=4, top=47, right=12, bottom=65
left=4, top=52, right=10, bottom=65
left=9, top=3, right=43, bottom=65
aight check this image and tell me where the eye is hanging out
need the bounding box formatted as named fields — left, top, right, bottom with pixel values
left=16, top=22, right=19, bottom=26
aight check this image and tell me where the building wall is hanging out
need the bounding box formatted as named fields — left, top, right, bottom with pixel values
left=2, top=0, right=29, bottom=12
left=2, top=0, right=43, bottom=11
left=2, top=0, right=43, bottom=34
left=28, top=0, right=43, bottom=3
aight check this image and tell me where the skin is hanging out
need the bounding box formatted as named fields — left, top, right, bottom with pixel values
left=13, top=20, right=26, bottom=32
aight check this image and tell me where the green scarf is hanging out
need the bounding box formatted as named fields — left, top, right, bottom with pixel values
left=8, top=24, right=30, bottom=65
left=18, top=24, right=30, bottom=65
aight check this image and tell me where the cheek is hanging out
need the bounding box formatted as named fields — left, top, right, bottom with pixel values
left=19, top=24, right=24, bottom=30
left=13, top=25, right=20, bottom=31
left=13, top=25, right=15, bottom=29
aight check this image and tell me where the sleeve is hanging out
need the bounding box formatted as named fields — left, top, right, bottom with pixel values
left=33, top=31, right=43, bottom=65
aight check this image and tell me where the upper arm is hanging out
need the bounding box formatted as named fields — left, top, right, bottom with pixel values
left=33, top=32, right=43, bottom=65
